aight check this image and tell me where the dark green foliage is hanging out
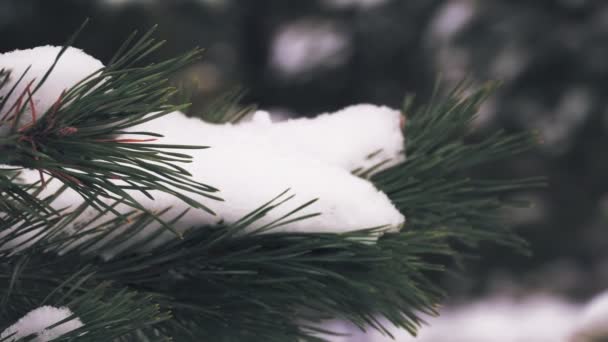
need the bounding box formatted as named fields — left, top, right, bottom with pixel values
left=373, top=82, right=544, bottom=251
left=0, top=29, right=539, bottom=341
left=0, top=191, right=446, bottom=341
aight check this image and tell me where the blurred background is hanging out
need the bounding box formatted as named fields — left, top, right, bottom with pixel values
left=1, top=0, right=607, bottom=340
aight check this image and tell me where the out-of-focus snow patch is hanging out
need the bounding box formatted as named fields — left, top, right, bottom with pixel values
left=413, top=295, right=578, bottom=342
left=490, top=45, right=529, bottom=81
left=428, top=1, right=476, bottom=41
left=319, top=294, right=583, bottom=342
left=322, top=0, right=388, bottom=10
left=471, top=94, right=497, bottom=129
left=572, top=291, right=608, bottom=341
left=101, top=0, right=153, bottom=6
left=270, top=19, right=351, bottom=78
left=435, top=47, right=470, bottom=82
left=101, top=0, right=228, bottom=7
left=426, top=1, right=476, bottom=84
left=536, top=86, right=592, bottom=153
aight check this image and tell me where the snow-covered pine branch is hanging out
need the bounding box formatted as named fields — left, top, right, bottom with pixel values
left=0, top=28, right=542, bottom=342
left=0, top=39, right=218, bottom=215
left=9, top=108, right=406, bottom=256
left=1, top=46, right=407, bottom=257
left=0, top=46, right=103, bottom=137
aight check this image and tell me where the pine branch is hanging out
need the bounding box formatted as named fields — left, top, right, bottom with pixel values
left=0, top=28, right=541, bottom=341
left=0, top=207, right=170, bottom=341
left=0, top=23, right=220, bottom=222
left=0, top=191, right=447, bottom=341
left=373, top=81, right=544, bottom=251
left=0, top=170, right=55, bottom=219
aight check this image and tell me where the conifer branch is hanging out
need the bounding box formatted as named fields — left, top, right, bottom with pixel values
left=0, top=23, right=220, bottom=221
left=0, top=27, right=541, bottom=341
left=374, top=82, right=544, bottom=251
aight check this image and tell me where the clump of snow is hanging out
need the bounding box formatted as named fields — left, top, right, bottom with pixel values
left=145, top=106, right=405, bottom=173
left=128, top=108, right=406, bottom=234
left=10, top=138, right=404, bottom=257
left=0, top=46, right=103, bottom=136
left=1, top=306, right=83, bottom=342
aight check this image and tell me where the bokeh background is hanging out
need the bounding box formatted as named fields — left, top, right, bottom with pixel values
left=2, top=0, right=607, bottom=340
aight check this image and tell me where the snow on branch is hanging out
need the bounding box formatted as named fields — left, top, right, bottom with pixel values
left=0, top=46, right=103, bottom=137
left=1, top=306, right=83, bottom=342
left=8, top=107, right=406, bottom=256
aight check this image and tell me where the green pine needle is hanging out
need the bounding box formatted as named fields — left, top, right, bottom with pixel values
left=0, top=23, right=220, bottom=224
left=0, top=27, right=541, bottom=341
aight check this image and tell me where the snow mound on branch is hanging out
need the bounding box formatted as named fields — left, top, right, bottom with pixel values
left=1, top=47, right=407, bottom=256
left=3, top=106, right=406, bottom=256
left=142, top=106, right=405, bottom=173
left=11, top=143, right=404, bottom=257
left=129, top=109, right=406, bottom=233
left=1, top=306, right=83, bottom=342
left=183, top=142, right=404, bottom=234
left=0, top=46, right=103, bottom=136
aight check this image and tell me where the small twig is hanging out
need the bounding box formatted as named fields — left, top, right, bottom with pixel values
left=18, top=83, right=38, bottom=132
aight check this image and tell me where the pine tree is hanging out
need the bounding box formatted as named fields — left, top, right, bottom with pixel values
left=0, top=24, right=541, bottom=341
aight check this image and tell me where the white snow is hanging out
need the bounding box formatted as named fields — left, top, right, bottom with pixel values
left=0, top=46, right=103, bottom=136
left=319, top=294, right=582, bottom=342
left=116, top=108, right=405, bottom=240
left=1, top=306, right=83, bottom=342
left=571, top=290, right=608, bottom=341
left=147, top=106, right=405, bottom=173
